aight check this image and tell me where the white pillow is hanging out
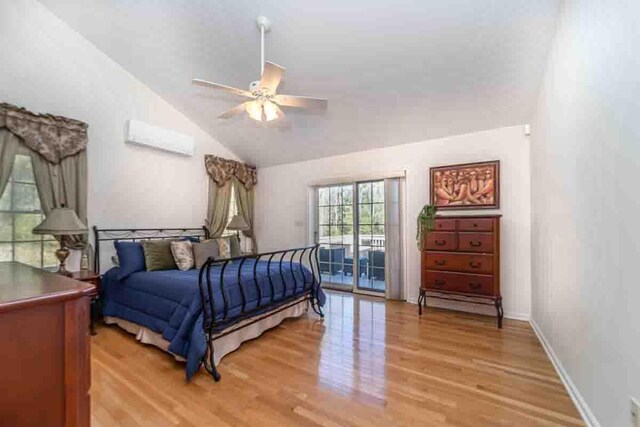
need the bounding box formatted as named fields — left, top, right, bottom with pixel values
left=170, top=240, right=194, bottom=271
left=215, top=237, right=231, bottom=259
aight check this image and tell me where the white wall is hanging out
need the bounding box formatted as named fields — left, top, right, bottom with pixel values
left=530, top=1, right=640, bottom=425
left=0, top=0, right=238, bottom=261
left=256, top=126, right=531, bottom=319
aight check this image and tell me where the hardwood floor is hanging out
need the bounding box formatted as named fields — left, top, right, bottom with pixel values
left=91, top=291, right=583, bottom=426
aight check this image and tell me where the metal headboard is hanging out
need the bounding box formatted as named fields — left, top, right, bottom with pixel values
left=93, top=226, right=209, bottom=272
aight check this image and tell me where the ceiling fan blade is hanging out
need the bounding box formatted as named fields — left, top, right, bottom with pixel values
left=274, top=94, right=328, bottom=110
left=218, top=102, right=248, bottom=119
left=192, top=79, right=254, bottom=98
left=259, top=62, right=286, bottom=93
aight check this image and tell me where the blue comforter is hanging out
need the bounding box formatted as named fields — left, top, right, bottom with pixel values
left=101, top=259, right=325, bottom=380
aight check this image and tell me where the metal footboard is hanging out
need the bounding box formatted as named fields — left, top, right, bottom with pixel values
left=198, top=244, right=323, bottom=381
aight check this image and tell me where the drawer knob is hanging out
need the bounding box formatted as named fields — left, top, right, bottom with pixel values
left=469, top=241, right=482, bottom=247
left=469, top=282, right=482, bottom=289
left=435, top=240, right=446, bottom=246
left=469, top=261, right=482, bottom=268
left=473, top=223, right=478, bottom=227
left=435, top=260, right=446, bottom=266
left=435, top=279, right=446, bottom=287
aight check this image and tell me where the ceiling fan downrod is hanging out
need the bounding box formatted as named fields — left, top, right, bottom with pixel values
left=256, top=16, right=271, bottom=77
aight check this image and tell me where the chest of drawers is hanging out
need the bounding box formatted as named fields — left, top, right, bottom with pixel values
left=418, top=215, right=503, bottom=328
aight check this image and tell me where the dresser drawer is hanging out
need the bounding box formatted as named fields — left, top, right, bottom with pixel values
left=424, top=232, right=457, bottom=251
left=433, top=218, right=456, bottom=231
left=423, top=271, right=494, bottom=296
left=424, top=252, right=494, bottom=274
left=458, top=218, right=493, bottom=232
left=458, top=233, right=494, bottom=253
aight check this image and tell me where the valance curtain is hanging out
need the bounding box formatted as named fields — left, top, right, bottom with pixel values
left=204, top=155, right=257, bottom=190
left=0, top=103, right=88, bottom=249
left=204, top=156, right=257, bottom=249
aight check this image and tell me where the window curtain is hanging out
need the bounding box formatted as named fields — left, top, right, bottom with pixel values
left=204, top=155, right=257, bottom=244
left=205, top=179, right=232, bottom=238
left=29, top=150, right=87, bottom=249
left=0, top=129, right=21, bottom=197
left=384, top=178, right=404, bottom=300
left=0, top=103, right=88, bottom=248
left=233, top=177, right=256, bottom=253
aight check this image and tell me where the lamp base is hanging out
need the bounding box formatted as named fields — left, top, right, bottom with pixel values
left=56, top=246, right=71, bottom=276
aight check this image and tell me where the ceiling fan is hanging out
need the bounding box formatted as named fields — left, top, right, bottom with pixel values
left=192, top=16, right=327, bottom=124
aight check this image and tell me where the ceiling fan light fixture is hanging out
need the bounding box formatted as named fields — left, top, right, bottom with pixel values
left=263, top=100, right=278, bottom=122
left=245, top=100, right=263, bottom=121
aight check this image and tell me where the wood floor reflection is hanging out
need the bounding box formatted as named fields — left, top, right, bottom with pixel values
left=91, top=291, right=583, bottom=426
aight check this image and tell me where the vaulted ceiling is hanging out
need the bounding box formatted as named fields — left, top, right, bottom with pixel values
left=40, top=0, right=560, bottom=167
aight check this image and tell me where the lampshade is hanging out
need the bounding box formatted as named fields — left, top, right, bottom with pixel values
left=32, top=207, right=88, bottom=236
left=245, top=100, right=263, bottom=121
left=226, top=214, right=249, bottom=231
left=245, top=99, right=279, bottom=122
left=262, top=100, right=278, bottom=122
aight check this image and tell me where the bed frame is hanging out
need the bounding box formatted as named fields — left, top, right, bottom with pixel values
left=198, top=245, right=323, bottom=381
left=92, top=226, right=323, bottom=382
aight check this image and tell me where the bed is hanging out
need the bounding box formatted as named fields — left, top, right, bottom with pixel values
left=94, top=227, right=325, bottom=381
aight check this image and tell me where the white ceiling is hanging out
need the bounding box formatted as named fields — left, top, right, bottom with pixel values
left=40, top=0, right=560, bottom=167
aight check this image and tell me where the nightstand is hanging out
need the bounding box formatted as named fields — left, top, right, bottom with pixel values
left=69, top=270, right=101, bottom=335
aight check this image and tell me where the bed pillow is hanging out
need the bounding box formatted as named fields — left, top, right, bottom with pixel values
left=193, top=240, right=220, bottom=269
left=170, top=240, right=194, bottom=271
left=228, top=235, right=241, bottom=258
left=216, top=237, right=231, bottom=259
left=114, top=241, right=146, bottom=280
left=142, top=240, right=178, bottom=271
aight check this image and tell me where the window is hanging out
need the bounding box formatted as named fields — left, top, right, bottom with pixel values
left=228, top=183, right=238, bottom=226
left=0, top=155, right=57, bottom=268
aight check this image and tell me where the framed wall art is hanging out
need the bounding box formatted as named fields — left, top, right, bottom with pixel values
left=430, top=160, right=500, bottom=210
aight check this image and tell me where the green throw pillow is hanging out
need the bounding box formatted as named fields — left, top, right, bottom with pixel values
left=142, top=240, right=178, bottom=271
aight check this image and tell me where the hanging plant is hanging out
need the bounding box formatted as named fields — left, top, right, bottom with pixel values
left=416, top=204, right=438, bottom=250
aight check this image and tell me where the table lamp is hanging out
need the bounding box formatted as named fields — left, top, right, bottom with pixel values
left=226, top=214, right=249, bottom=241
left=33, top=207, right=88, bottom=276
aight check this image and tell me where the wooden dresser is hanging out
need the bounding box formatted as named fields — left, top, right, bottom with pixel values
left=0, top=262, right=95, bottom=427
left=419, top=215, right=503, bottom=328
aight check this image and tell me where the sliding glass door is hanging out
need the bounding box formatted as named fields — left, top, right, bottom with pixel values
left=317, top=184, right=354, bottom=290
left=356, top=181, right=386, bottom=293
left=316, top=180, right=386, bottom=294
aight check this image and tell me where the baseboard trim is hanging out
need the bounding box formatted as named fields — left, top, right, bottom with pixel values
left=529, top=319, right=600, bottom=427
left=406, top=297, right=529, bottom=321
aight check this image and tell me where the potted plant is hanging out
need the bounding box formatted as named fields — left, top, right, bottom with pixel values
left=416, top=204, right=438, bottom=250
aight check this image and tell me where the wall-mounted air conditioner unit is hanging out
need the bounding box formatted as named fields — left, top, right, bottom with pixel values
left=125, top=119, right=195, bottom=156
